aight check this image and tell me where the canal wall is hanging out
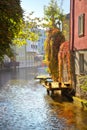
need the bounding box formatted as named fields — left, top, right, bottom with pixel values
left=76, top=75, right=87, bottom=100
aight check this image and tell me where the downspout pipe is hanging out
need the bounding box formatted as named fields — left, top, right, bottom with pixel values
left=72, top=0, right=75, bottom=51
left=70, top=0, right=76, bottom=90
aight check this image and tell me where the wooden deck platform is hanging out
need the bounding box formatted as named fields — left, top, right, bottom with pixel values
left=34, top=75, right=75, bottom=100
left=42, top=81, right=66, bottom=94
left=42, top=81, right=75, bottom=100
left=34, top=75, right=52, bottom=82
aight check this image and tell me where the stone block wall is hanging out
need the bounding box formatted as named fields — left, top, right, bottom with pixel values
left=76, top=75, right=87, bottom=100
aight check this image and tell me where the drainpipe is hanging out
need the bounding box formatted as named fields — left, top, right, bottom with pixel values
left=72, top=0, right=75, bottom=51
left=70, top=0, right=76, bottom=90
left=70, top=0, right=74, bottom=51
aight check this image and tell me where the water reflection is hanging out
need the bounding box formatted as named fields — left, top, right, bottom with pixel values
left=0, top=67, right=87, bottom=130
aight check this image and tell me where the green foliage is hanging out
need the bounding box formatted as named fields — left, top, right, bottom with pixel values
left=43, top=0, right=65, bottom=29
left=81, top=85, right=87, bottom=91
left=0, top=2, right=41, bottom=61
left=0, top=0, right=23, bottom=60
left=9, top=12, right=41, bottom=48
left=79, top=76, right=87, bottom=92
left=13, top=16, right=40, bottom=46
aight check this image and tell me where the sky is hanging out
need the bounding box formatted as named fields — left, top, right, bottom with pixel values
left=21, top=0, right=70, bottom=18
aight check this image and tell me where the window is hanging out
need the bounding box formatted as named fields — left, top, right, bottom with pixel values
left=31, top=45, right=33, bottom=48
left=79, top=53, right=84, bottom=74
left=78, top=14, right=85, bottom=37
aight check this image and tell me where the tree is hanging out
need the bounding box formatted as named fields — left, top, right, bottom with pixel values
left=0, top=0, right=23, bottom=60
left=13, top=12, right=41, bottom=46
left=44, top=28, right=65, bottom=80
left=43, top=0, right=65, bottom=29
left=43, top=0, right=65, bottom=80
left=0, top=1, right=41, bottom=61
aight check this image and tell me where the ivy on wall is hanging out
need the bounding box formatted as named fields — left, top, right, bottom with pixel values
left=58, top=41, right=72, bottom=83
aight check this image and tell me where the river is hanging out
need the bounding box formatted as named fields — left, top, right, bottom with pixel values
left=0, top=67, right=87, bottom=130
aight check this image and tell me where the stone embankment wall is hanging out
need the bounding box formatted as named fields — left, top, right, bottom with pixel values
left=76, top=75, right=87, bottom=100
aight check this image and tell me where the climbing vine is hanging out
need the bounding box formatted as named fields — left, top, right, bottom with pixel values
left=44, top=28, right=65, bottom=81
left=58, top=41, right=71, bottom=83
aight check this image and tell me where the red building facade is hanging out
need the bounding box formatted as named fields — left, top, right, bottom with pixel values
left=70, top=0, right=87, bottom=50
left=70, top=0, right=87, bottom=98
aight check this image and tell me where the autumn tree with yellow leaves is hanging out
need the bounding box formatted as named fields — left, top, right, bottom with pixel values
left=43, top=0, right=65, bottom=80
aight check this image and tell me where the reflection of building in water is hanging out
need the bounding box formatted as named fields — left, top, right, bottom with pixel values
left=15, top=29, right=46, bottom=68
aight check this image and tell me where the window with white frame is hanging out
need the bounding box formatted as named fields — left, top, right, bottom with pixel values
left=79, top=53, right=84, bottom=74
left=78, top=14, right=85, bottom=37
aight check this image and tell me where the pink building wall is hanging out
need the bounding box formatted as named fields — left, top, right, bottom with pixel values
left=70, top=0, right=87, bottom=50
